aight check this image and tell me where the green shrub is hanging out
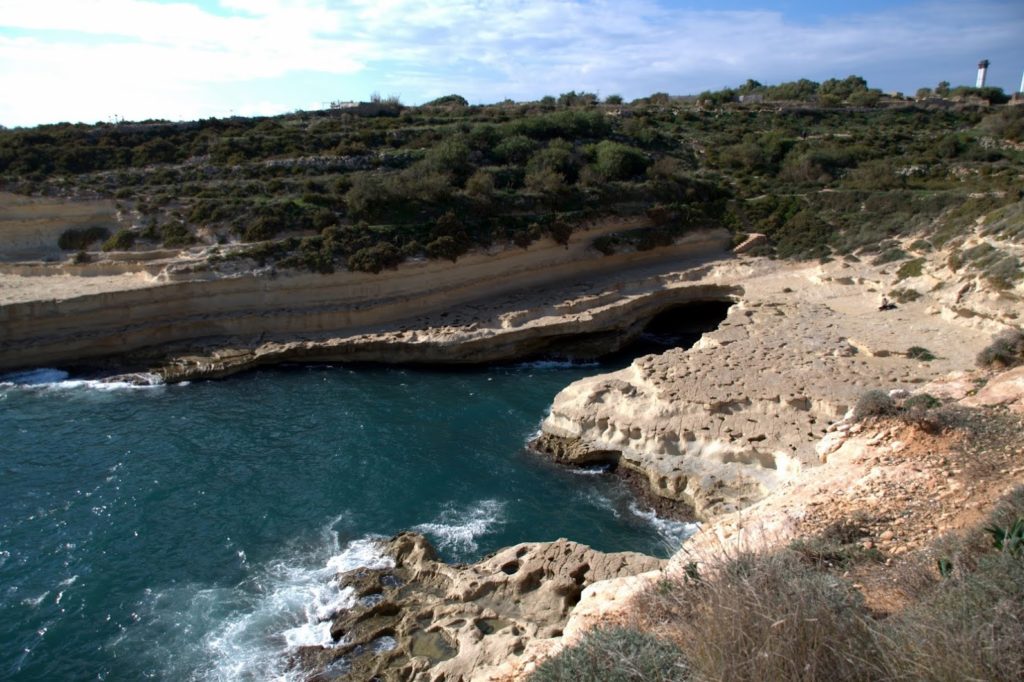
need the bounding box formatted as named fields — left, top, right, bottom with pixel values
left=425, top=235, right=463, bottom=262
left=592, top=235, right=616, bottom=255
left=903, top=393, right=940, bottom=410
left=985, top=518, right=1024, bottom=557
left=592, top=141, right=649, bottom=180
left=524, top=167, right=565, bottom=195
left=346, top=243, right=401, bottom=273
left=161, top=221, right=194, bottom=247
left=873, top=247, right=907, bottom=265
left=58, top=226, right=110, bottom=251
left=465, top=170, right=494, bottom=198
left=493, top=134, right=538, bottom=164
left=529, top=627, right=689, bottom=682
left=906, top=346, right=936, bottom=361
left=890, top=287, right=921, bottom=303
left=896, top=257, right=925, bottom=280
left=424, top=94, right=468, bottom=107
left=853, top=389, right=896, bottom=420
left=900, top=393, right=943, bottom=431
left=548, top=219, right=573, bottom=245
left=976, top=329, right=1024, bottom=368
left=101, top=229, right=136, bottom=251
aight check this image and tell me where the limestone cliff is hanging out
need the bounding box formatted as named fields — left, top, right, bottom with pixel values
left=536, top=248, right=1017, bottom=520
left=0, top=224, right=731, bottom=375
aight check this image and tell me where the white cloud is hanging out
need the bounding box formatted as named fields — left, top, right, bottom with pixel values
left=0, top=0, right=1020, bottom=125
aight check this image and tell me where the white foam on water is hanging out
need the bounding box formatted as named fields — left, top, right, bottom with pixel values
left=628, top=502, right=700, bottom=549
left=569, top=465, right=613, bottom=476
left=370, top=635, right=397, bottom=653
left=0, top=368, right=164, bottom=392
left=116, top=522, right=394, bottom=682
left=412, top=499, right=506, bottom=555
left=281, top=619, right=337, bottom=650
left=21, top=591, right=49, bottom=608
left=200, top=534, right=394, bottom=679
left=580, top=489, right=621, bottom=518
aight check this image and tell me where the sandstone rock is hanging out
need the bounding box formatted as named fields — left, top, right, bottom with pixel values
left=961, top=366, right=1024, bottom=413
left=294, top=533, right=663, bottom=682
left=539, top=256, right=991, bottom=524
left=732, top=233, right=767, bottom=255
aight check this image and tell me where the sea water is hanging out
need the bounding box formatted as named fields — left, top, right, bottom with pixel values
left=0, top=361, right=697, bottom=680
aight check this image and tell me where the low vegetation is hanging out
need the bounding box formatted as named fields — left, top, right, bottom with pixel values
left=906, top=345, right=936, bottom=361
left=976, top=328, right=1024, bottom=368
left=535, top=487, right=1024, bottom=682
left=1, top=77, right=1019, bottom=278
left=57, top=226, right=110, bottom=251
left=852, top=389, right=897, bottom=420
left=530, top=627, right=689, bottom=682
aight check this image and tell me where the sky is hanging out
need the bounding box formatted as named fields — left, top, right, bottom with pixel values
left=0, top=0, right=1021, bottom=127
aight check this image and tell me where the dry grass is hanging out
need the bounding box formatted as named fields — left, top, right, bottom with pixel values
left=536, top=487, right=1024, bottom=682
left=638, top=549, right=882, bottom=682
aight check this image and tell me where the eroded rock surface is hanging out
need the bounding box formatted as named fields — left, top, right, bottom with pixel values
left=540, top=255, right=1008, bottom=520
left=292, top=533, right=662, bottom=682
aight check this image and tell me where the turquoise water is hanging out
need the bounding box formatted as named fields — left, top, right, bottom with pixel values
left=0, top=361, right=694, bottom=681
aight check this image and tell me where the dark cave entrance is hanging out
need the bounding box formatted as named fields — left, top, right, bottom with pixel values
left=533, top=298, right=735, bottom=365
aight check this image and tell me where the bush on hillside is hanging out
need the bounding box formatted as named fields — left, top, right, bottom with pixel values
left=425, top=235, right=463, bottom=262
left=347, top=242, right=401, bottom=273
left=101, top=229, right=136, bottom=251
left=633, top=549, right=880, bottom=682
left=853, top=389, right=896, bottom=420
left=592, top=141, right=649, bottom=180
left=976, top=329, right=1024, bottom=368
left=58, top=226, right=110, bottom=251
left=906, top=346, right=936, bottom=361
left=529, top=627, right=689, bottom=682
left=161, top=221, right=194, bottom=247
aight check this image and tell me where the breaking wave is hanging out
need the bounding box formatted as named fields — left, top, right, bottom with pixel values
left=412, top=499, right=506, bottom=556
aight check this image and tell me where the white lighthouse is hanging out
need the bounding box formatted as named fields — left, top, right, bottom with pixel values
left=977, top=59, right=990, bottom=88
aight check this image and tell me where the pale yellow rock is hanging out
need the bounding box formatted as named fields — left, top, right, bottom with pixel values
left=962, top=366, right=1024, bottom=412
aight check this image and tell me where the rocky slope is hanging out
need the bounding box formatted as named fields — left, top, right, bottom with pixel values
left=536, top=248, right=1018, bottom=520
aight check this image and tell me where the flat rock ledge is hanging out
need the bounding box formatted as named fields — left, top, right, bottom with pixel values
left=291, top=533, right=662, bottom=682
left=539, top=254, right=1014, bottom=521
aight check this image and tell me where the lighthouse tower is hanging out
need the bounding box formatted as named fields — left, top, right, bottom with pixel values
left=977, top=59, right=990, bottom=88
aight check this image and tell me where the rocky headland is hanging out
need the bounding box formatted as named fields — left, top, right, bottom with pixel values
left=2, top=193, right=1023, bottom=681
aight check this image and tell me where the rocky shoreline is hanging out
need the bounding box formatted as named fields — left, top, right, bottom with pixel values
left=529, top=434, right=697, bottom=521
left=290, top=533, right=663, bottom=682
left=3, top=209, right=1022, bottom=680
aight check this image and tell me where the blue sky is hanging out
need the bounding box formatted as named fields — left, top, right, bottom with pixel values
left=0, top=0, right=1021, bottom=127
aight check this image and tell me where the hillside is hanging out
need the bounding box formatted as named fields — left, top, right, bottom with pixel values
left=1, top=82, right=1022, bottom=285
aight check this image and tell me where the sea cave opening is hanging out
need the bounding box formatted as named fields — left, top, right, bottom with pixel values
left=535, top=298, right=735, bottom=365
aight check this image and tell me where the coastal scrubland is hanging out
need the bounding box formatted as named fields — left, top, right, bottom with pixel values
left=1, top=78, right=1021, bottom=286
left=535, top=424, right=1024, bottom=682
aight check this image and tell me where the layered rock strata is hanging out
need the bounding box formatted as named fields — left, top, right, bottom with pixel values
left=0, top=225, right=731, bottom=374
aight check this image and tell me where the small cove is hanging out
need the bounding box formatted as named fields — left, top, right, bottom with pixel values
left=0, top=301, right=730, bottom=680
